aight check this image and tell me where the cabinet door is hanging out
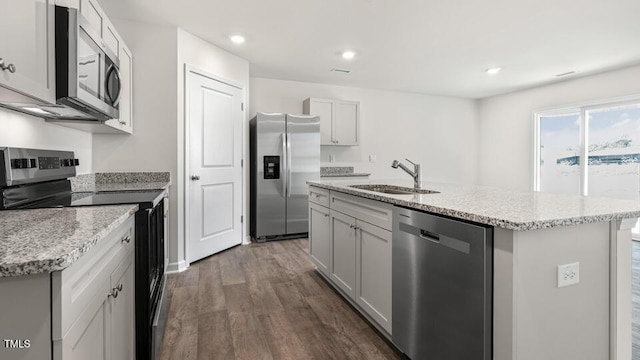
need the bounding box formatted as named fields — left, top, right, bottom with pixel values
left=59, top=294, right=109, bottom=360
left=330, top=210, right=356, bottom=298
left=0, top=0, right=55, bottom=103
left=110, top=255, right=134, bottom=360
left=309, top=98, right=334, bottom=145
left=103, top=22, right=120, bottom=58
left=356, top=220, right=392, bottom=333
left=309, top=202, right=331, bottom=276
left=79, top=0, right=103, bottom=36
left=334, top=100, right=359, bottom=145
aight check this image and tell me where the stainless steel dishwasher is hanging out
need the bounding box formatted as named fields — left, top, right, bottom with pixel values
left=392, top=206, right=493, bottom=360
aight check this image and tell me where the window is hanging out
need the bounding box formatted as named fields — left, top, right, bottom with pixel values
left=534, top=97, right=640, bottom=235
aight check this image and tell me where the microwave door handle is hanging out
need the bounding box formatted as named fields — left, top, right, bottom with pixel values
left=105, top=64, right=122, bottom=106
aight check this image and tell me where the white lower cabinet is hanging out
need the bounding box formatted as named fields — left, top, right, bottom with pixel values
left=356, top=220, right=392, bottom=333
left=108, top=255, right=135, bottom=360
left=61, top=294, right=109, bottom=360
left=308, top=186, right=392, bottom=335
left=52, top=215, right=135, bottom=360
left=309, top=201, right=331, bottom=276
left=330, top=209, right=357, bottom=298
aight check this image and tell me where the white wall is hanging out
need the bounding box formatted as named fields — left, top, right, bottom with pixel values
left=250, top=78, right=480, bottom=184
left=92, top=21, right=180, bottom=264
left=93, top=24, right=249, bottom=271
left=176, top=29, right=250, bottom=262
left=478, top=64, right=640, bottom=190
left=0, top=108, right=92, bottom=173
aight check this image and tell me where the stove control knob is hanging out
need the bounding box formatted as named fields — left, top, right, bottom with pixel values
left=61, top=159, right=71, bottom=167
left=29, top=159, right=37, bottom=168
left=11, top=159, right=22, bottom=169
left=73, top=159, right=79, bottom=166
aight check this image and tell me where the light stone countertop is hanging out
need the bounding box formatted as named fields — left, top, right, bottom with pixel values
left=308, top=179, right=640, bottom=231
left=71, top=172, right=170, bottom=192
left=0, top=205, right=137, bottom=277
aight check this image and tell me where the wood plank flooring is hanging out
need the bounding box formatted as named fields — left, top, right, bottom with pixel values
left=160, top=238, right=401, bottom=360
left=162, top=238, right=640, bottom=359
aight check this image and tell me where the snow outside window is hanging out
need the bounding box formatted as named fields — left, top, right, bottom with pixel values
left=534, top=99, right=640, bottom=238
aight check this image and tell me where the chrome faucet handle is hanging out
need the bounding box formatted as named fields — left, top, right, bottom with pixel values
left=405, top=158, right=418, bottom=166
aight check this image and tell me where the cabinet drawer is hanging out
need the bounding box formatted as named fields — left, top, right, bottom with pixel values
left=330, top=192, right=392, bottom=231
left=309, top=186, right=330, bottom=207
left=51, top=215, right=135, bottom=339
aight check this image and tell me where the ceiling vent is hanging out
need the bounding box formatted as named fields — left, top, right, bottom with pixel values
left=330, top=68, right=352, bottom=74
left=555, top=71, right=576, bottom=77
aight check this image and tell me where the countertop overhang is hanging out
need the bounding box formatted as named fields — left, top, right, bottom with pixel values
left=307, top=179, right=640, bottom=231
left=0, top=205, right=137, bottom=277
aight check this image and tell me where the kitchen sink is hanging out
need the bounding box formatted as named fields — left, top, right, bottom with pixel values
left=349, top=184, right=440, bottom=195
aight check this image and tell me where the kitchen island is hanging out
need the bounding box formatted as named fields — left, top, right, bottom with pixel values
left=308, top=179, right=640, bottom=360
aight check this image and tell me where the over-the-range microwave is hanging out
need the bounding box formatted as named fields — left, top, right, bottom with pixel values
left=0, top=6, right=121, bottom=122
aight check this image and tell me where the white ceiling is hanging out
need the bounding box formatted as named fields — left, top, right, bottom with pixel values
left=99, top=0, right=640, bottom=99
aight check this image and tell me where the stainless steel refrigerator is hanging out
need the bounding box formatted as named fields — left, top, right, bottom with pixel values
left=250, top=112, right=320, bottom=241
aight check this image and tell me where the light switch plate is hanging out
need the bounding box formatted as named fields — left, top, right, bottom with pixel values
left=369, top=154, right=377, bottom=163
left=557, top=262, right=580, bottom=288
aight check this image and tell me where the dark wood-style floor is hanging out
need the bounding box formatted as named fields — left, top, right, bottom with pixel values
left=160, top=238, right=401, bottom=360
left=160, top=238, right=640, bottom=359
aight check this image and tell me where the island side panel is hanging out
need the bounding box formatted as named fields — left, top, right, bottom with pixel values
left=0, top=272, right=51, bottom=360
left=493, top=227, right=515, bottom=360
left=513, top=222, right=610, bottom=360
left=610, top=218, right=635, bottom=360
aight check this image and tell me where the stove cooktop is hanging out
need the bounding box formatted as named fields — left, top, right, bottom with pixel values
left=18, top=190, right=166, bottom=210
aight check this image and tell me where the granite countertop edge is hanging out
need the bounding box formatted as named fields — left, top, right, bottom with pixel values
left=307, top=180, right=640, bottom=231
left=320, top=173, right=371, bottom=178
left=0, top=205, right=138, bottom=277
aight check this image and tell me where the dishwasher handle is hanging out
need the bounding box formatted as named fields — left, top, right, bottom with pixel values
left=419, top=229, right=440, bottom=243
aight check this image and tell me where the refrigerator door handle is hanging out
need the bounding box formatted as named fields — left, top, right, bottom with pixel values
left=281, top=132, right=287, bottom=196
left=286, top=135, right=292, bottom=197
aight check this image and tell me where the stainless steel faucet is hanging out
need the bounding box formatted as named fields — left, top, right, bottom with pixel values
left=391, top=159, right=422, bottom=189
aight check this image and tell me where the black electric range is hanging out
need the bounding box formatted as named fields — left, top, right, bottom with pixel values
left=0, top=147, right=167, bottom=360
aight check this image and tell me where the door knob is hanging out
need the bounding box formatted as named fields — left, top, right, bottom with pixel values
left=191, top=175, right=200, bottom=181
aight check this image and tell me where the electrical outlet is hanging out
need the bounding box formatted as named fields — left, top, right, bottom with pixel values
left=557, top=262, right=580, bottom=288
left=329, top=155, right=336, bottom=163
left=369, top=154, right=377, bottom=163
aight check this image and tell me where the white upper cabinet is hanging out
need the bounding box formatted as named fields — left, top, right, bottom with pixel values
left=304, top=97, right=360, bottom=146
left=0, top=0, right=56, bottom=103
left=51, top=0, right=133, bottom=134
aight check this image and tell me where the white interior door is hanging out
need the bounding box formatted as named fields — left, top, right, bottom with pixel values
left=187, top=69, right=243, bottom=263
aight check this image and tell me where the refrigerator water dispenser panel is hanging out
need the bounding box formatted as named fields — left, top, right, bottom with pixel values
left=264, top=156, right=280, bottom=179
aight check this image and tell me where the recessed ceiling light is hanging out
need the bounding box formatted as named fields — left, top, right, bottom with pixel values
left=342, top=51, right=356, bottom=60
left=486, top=67, right=502, bottom=75
left=229, top=35, right=246, bottom=44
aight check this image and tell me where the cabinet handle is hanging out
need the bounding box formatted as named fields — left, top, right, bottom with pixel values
left=354, top=226, right=360, bottom=231
left=0, top=58, right=16, bottom=73
left=119, top=120, right=126, bottom=125
left=121, top=235, right=131, bottom=244
left=349, top=224, right=355, bottom=229
left=324, top=213, right=329, bottom=217
left=116, top=284, right=123, bottom=292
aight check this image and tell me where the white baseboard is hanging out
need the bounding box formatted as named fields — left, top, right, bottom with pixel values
left=165, top=260, right=188, bottom=273
left=242, top=235, right=252, bottom=245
